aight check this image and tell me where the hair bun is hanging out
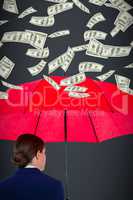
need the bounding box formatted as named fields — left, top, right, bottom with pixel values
left=12, top=152, right=30, bottom=168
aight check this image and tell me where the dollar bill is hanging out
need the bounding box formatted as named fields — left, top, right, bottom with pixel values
left=108, top=0, right=132, bottom=12
left=96, top=70, right=115, bottom=81
left=86, top=39, right=132, bottom=58
left=60, top=72, right=86, bottom=86
left=3, top=0, right=19, bottom=14
left=0, top=41, right=3, bottom=47
left=0, top=56, right=15, bottom=79
left=18, top=7, right=37, bottom=19
left=124, top=63, right=133, bottom=69
left=43, top=75, right=61, bottom=90
left=47, top=2, right=73, bottom=15
left=64, top=85, right=88, bottom=92
left=45, top=0, right=68, bottom=3
left=111, top=11, right=133, bottom=37
left=48, top=30, right=70, bottom=38
left=2, top=30, right=48, bottom=49
left=30, top=15, right=55, bottom=27
left=115, top=74, right=130, bottom=93
left=72, top=44, right=89, bottom=52
left=130, top=41, right=133, bottom=47
left=25, top=30, right=48, bottom=49
left=26, top=47, right=49, bottom=58
left=1, top=81, right=23, bottom=90
left=72, top=0, right=90, bottom=14
left=84, top=30, right=107, bottom=41
left=88, top=0, right=108, bottom=6
left=68, top=91, right=90, bottom=98
left=0, top=91, right=8, bottom=99
left=129, top=88, right=133, bottom=95
left=27, top=60, right=47, bottom=76
left=61, top=47, right=75, bottom=72
left=2, top=31, right=32, bottom=44
left=79, top=62, right=104, bottom=72
left=48, top=46, right=75, bottom=73
left=0, top=20, right=8, bottom=26
left=86, top=12, right=106, bottom=29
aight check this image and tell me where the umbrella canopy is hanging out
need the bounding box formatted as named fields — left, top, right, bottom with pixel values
left=0, top=76, right=133, bottom=142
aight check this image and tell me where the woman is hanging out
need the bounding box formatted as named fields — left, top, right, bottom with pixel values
left=0, top=133, right=64, bottom=200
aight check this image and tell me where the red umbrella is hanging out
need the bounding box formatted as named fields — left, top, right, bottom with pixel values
left=0, top=76, right=133, bottom=142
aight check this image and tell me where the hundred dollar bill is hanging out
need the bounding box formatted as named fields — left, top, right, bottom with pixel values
left=129, top=88, right=133, bottom=95
left=124, top=63, right=133, bottom=69
left=64, top=85, right=88, bottom=92
left=1, top=31, right=32, bottom=44
left=86, top=39, right=132, bottom=58
left=61, top=47, right=75, bottom=72
left=30, top=15, right=55, bottom=27
left=3, top=0, right=19, bottom=14
left=27, top=60, right=47, bottom=76
left=84, top=30, right=107, bottom=41
left=86, top=39, right=108, bottom=59
left=110, top=11, right=133, bottom=37
left=47, top=2, right=73, bottom=15
left=68, top=91, right=90, bottom=98
left=0, top=20, right=8, bottom=26
left=72, top=0, right=90, bottom=14
left=25, top=30, right=47, bottom=49
left=72, top=44, right=89, bottom=52
left=86, top=12, right=106, bottom=29
left=18, top=7, right=37, bottom=19
left=45, top=0, right=68, bottom=3
left=0, top=41, right=3, bottom=47
left=96, top=70, right=115, bottom=81
left=108, top=0, right=132, bottom=12
left=26, top=47, right=49, bottom=58
left=1, top=81, right=23, bottom=90
left=0, top=91, right=8, bottom=99
left=43, top=75, right=61, bottom=90
left=48, top=30, right=70, bottom=38
left=88, top=0, right=108, bottom=6
left=115, top=74, right=130, bottom=93
left=0, top=56, right=15, bottom=79
left=48, top=46, right=75, bottom=73
left=79, top=62, right=104, bottom=72
left=130, top=41, right=133, bottom=47
left=60, top=72, right=86, bottom=86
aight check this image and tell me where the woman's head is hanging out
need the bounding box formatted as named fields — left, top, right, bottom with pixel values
left=11, top=134, right=46, bottom=171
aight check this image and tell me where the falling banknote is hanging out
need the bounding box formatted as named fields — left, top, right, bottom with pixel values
left=27, top=60, right=47, bottom=76
left=86, top=12, right=106, bottom=29
left=84, top=30, right=107, bottom=41
left=1, top=81, right=23, bottom=90
left=48, top=30, right=70, bottom=38
left=47, top=3, right=74, bottom=15
left=18, top=7, right=37, bottom=19
left=79, top=62, right=104, bottom=72
left=64, top=85, right=88, bottom=92
left=72, top=0, right=90, bottom=14
left=3, top=0, right=19, bottom=14
left=115, top=74, right=130, bottom=93
left=68, top=91, right=90, bottom=98
left=96, top=70, right=115, bottom=81
left=29, top=15, right=55, bottom=27
left=26, top=47, right=50, bottom=58
left=0, top=56, right=15, bottom=79
left=60, top=72, right=86, bottom=86
left=48, top=46, right=75, bottom=73
left=43, top=75, right=61, bottom=90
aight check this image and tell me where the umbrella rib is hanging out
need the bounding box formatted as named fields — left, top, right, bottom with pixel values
left=34, top=110, right=42, bottom=135
left=88, top=111, right=99, bottom=142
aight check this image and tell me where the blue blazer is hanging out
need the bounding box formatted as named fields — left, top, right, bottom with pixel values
left=0, top=167, right=64, bottom=200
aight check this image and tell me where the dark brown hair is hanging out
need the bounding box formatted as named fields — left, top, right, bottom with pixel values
left=11, top=134, right=45, bottom=168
